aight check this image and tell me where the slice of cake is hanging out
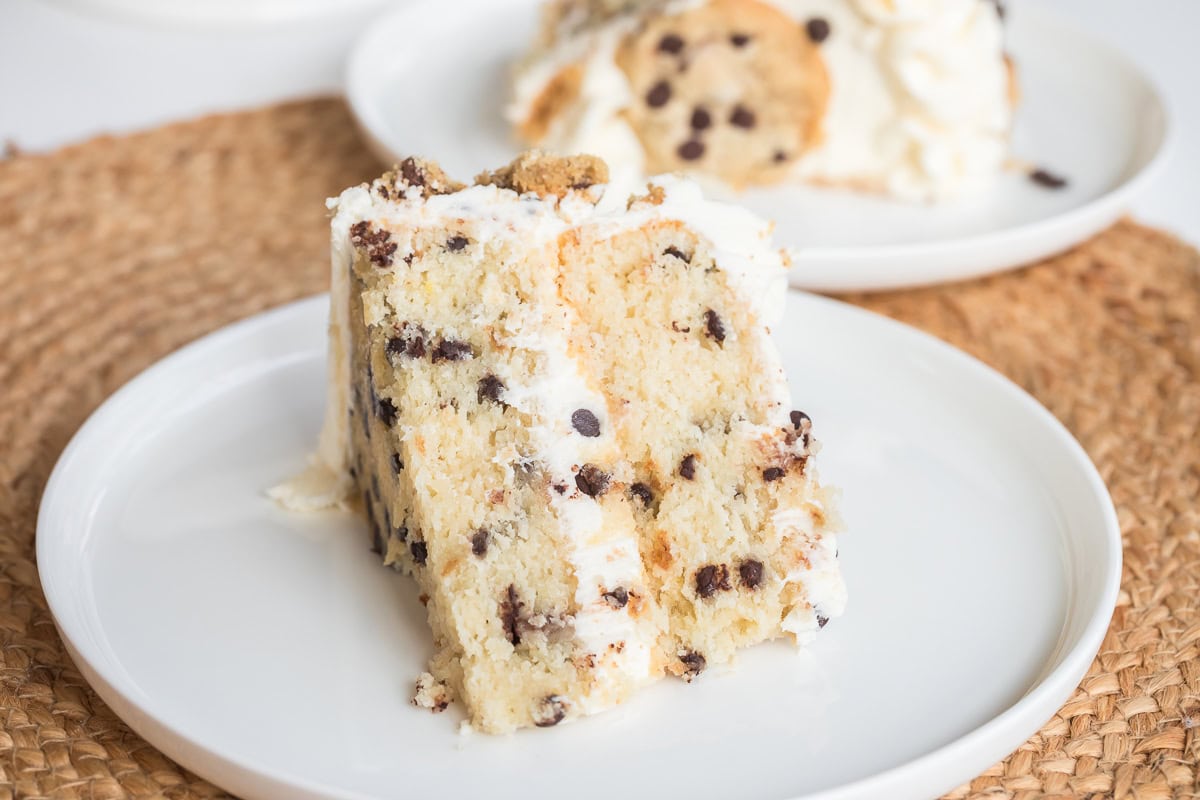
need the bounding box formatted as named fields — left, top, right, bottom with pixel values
left=274, top=152, right=845, bottom=733
left=509, top=0, right=1016, bottom=201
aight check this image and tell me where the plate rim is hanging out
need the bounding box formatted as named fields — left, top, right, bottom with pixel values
left=36, top=293, right=1122, bottom=800
left=343, top=0, right=1173, bottom=292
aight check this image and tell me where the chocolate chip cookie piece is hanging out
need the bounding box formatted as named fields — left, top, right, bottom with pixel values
left=615, top=0, right=829, bottom=187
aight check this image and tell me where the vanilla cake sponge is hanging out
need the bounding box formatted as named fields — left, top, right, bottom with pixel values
left=510, top=0, right=1015, bottom=200
left=275, top=152, right=844, bottom=733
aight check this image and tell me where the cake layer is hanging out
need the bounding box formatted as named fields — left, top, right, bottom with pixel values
left=279, top=152, right=845, bottom=733
left=510, top=0, right=1014, bottom=200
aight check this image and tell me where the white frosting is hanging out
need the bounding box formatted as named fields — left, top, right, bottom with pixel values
left=491, top=303, right=656, bottom=696
left=776, top=499, right=847, bottom=644
left=509, top=0, right=1012, bottom=201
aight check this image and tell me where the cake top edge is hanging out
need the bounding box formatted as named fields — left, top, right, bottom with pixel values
left=328, top=149, right=791, bottom=326
left=364, top=151, right=610, bottom=203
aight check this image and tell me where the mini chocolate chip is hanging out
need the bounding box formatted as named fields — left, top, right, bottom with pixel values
left=695, top=564, right=730, bottom=598
left=410, top=540, right=428, bottom=565
left=817, top=614, right=830, bottom=629
left=703, top=308, right=726, bottom=343
left=730, top=105, right=757, bottom=129
left=534, top=695, right=567, bottom=727
left=690, top=107, right=712, bottom=131
left=391, top=453, right=404, bottom=473
left=739, top=560, right=764, bottom=589
left=679, top=650, right=707, bottom=678
left=664, top=245, right=691, bottom=263
left=501, top=584, right=523, bottom=645
left=647, top=80, right=672, bottom=108
left=1030, top=168, right=1068, bottom=189
left=790, top=410, right=811, bottom=429
left=387, top=323, right=427, bottom=360
left=431, top=338, right=473, bottom=362
left=678, top=139, right=705, bottom=161
left=446, top=235, right=469, bottom=252
left=553, top=483, right=568, bottom=495
left=377, top=397, right=398, bottom=426
left=763, top=466, right=786, bottom=482
left=603, top=587, right=629, bottom=609
left=471, top=529, right=489, bottom=557
left=658, top=33, right=685, bottom=54
left=773, top=150, right=789, bottom=163
left=400, top=157, right=426, bottom=186
left=679, top=454, right=697, bottom=480
left=571, top=408, right=601, bottom=437
left=630, top=482, right=654, bottom=506
left=730, top=33, right=751, bottom=47
left=806, top=17, right=831, bottom=43
left=478, top=374, right=507, bottom=404
left=575, top=464, right=611, bottom=498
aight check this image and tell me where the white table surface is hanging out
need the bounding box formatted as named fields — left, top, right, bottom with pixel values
left=1, top=0, right=1196, bottom=245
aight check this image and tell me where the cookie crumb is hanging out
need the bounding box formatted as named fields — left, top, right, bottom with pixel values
left=413, top=672, right=452, bottom=712
left=533, top=695, right=568, bottom=727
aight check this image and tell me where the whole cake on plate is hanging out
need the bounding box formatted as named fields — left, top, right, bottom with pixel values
left=274, top=152, right=845, bottom=733
left=509, top=0, right=1016, bottom=200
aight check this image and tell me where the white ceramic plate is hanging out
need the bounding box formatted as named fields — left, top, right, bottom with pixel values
left=38, top=294, right=1120, bottom=799
left=346, top=0, right=1170, bottom=292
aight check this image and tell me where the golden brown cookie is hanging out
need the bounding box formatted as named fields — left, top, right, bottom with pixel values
left=475, top=151, right=609, bottom=197
left=615, top=0, right=829, bottom=187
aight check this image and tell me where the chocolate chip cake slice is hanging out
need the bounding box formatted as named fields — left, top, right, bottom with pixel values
left=274, top=152, right=844, bottom=733
left=510, top=0, right=1016, bottom=200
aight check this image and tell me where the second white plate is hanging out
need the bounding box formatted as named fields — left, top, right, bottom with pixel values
left=346, top=0, right=1169, bottom=291
left=38, top=293, right=1120, bottom=799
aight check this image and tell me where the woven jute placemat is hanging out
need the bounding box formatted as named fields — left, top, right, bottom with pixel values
left=0, top=98, right=1196, bottom=800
